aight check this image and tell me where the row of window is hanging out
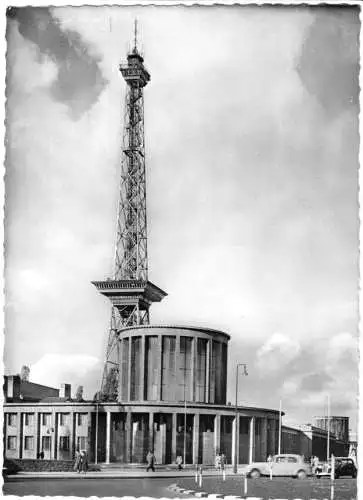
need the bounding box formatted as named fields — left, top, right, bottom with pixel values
left=7, top=435, right=87, bottom=451
left=7, top=413, right=88, bottom=427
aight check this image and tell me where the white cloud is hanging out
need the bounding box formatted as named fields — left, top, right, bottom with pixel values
left=326, top=332, right=358, bottom=363
left=31, top=353, right=100, bottom=393
left=256, top=333, right=300, bottom=374
left=282, top=379, right=299, bottom=396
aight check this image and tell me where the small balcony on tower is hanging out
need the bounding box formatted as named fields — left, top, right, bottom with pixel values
left=119, top=48, right=150, bottom=88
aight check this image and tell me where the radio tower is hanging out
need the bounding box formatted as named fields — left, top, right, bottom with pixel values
left=93, top=21, right=167, bottom=395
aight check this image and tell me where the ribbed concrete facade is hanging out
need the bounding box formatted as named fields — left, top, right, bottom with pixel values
left=118, top=326, right=229, bottom=405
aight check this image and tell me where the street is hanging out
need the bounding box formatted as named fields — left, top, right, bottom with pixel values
left=3, top=474, right=357, bottom=499
left=177, top=475, right=357, bottom=499
left=3, top=476, right=193, bottom=498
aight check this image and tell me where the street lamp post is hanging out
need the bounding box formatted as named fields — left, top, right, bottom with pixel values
left=278, top=400, right=282, bottom=455
left=183, top=399, right=187, bottom=467
left=234, top=363, right=248, bottom=474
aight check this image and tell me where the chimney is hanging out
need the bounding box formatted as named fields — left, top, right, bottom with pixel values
left=5, top=375, right=21, bottom=401
left=60, top=383, right=71, bottom=400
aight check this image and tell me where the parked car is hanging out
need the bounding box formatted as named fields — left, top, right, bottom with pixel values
left=315, top=457, right=357, bottom=479
left=245, top=454, right=312, bottom=479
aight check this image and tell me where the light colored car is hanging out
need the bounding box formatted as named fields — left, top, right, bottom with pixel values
left=245, top=454, right=312, bottom=479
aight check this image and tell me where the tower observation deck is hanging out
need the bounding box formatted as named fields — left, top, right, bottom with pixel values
left=93, top=23, right=167, bottom=393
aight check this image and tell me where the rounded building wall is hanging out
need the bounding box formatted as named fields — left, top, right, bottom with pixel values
left=118, top=325, right=230, bottom=405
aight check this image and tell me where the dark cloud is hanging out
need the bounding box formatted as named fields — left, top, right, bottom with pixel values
left=297, top=6, right=360, bottom=117
left=7, top=7, right=108, bottom=119
left=299, top=372, right=334, bottom=392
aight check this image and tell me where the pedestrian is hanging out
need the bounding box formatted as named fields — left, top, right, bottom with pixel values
left=74, top=448, right=81, bottom=473
left=176, top=455, right=183, bottom=471
left=215, top=453, right=221, bottom=471
left=146, top=450, right=156, bottom=472
left=267, top=454, right=272, bottom=463
left=80, top=449, right=88, bottom=473
left=39, top=451, right=44, bottom=460
left=220, top=453, right=226, bottom=471
left=313, top=456, right=319, bottom=475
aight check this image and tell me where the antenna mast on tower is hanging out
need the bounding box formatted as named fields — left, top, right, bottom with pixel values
left=93, top=22, right=166, bottom=396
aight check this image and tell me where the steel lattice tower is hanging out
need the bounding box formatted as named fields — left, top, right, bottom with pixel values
left=93, top=23, right=167, bottom=396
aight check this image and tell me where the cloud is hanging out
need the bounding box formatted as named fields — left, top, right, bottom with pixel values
left=31, top=353, right=101, bottom=398
left=7, top=6, right=108, bottom=119
left=277, top=332, right=358, bottom=424
left=299, top=372, right=334, bottom=393
left=256, top=333, right=301, bottom=374
left=297, top=7, right=360, bottom=117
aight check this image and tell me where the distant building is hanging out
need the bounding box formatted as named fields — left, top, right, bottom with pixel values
left=282, top=422, right=350, bottom=460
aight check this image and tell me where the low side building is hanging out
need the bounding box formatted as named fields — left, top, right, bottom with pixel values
left=282, top=423, right=350, bottom=460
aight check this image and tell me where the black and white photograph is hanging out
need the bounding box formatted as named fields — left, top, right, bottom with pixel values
left=3, top=3, right=360, bottom=499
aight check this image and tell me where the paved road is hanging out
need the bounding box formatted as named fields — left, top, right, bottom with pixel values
left=178, top=475, right=357, bottom=499
left=3, top=476, right=194, bottom=498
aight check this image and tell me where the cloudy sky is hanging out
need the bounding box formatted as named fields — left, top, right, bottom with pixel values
left=5, top=5, right=359, bottom=433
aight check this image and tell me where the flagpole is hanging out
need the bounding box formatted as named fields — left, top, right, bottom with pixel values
left=233, top=363, right=248, bottom=474
left=278, top=400, right=282, bottom=454
left=327, top=394, right=330, bottom=462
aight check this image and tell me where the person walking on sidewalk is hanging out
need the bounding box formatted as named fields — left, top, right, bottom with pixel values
left=80, top=449, right=88, bottom=474
left=220, top=453, right=226, bottom=472
left=74, top=448, right=82, bottom=473
left=176, top=455, right=183, bottom=471
left=146, top=450, right=156, bottom=472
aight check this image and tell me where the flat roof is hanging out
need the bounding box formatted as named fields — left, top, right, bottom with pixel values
left=117, top=324, right=231, bottom=341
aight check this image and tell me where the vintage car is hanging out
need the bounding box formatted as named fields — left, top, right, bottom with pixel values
left=315, top=457, right=357, bottom=479
left=245, top=454, right=312, bottom=479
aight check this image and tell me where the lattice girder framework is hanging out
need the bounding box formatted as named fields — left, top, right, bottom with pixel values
left=102, top=303, right=150, bottom=371
left=115, top=85, right=148, bottom=281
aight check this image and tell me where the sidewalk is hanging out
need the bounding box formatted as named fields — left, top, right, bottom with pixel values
left=7, top=466, right=248, bottom=480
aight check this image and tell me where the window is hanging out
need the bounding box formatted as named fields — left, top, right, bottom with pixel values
left=178, top=337, right=193, bottom=401
left=59, top=413, right=69, bottom=426
left=24, top=436, right=34, bottom=450
left=255, top=418, right=261, bottom=436
left=7, top=436, right=17, bottom=450
left=24, top=413, right=34, bottom=426
left=59, top=436, right=70, bottom=450
left=77, top=436, right=87, bottom=450
left=77, top=413, right=87, bottom=426
left=287, top=457, right=297, bottom=463
left=8, top=414, right=17, bottom=427
left=42, top=436, right=51, bottom=451
left=42, top=413, right=51, bottom=426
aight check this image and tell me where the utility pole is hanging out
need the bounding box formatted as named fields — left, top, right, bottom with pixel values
left=234, top=363, right=248, bottom=474
left=278, top=400, right=282, bottom=454
left=327, top=394, right=330, bottom=462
